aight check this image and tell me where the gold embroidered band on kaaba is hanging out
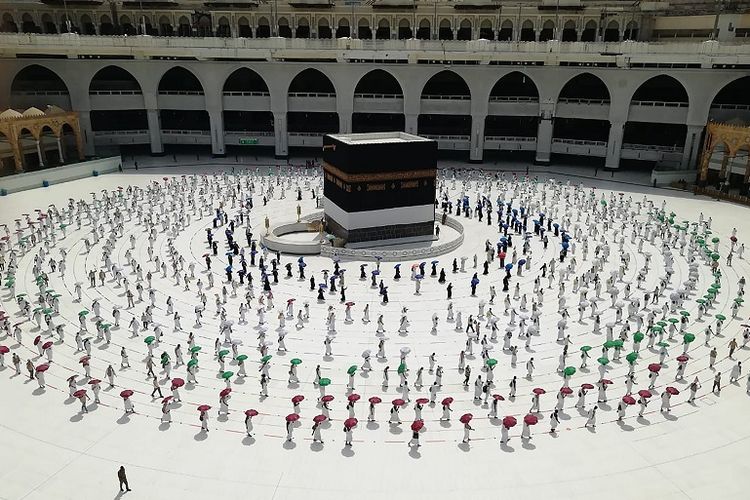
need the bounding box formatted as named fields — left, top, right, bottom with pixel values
left=323, top=162, right=436, bottom=183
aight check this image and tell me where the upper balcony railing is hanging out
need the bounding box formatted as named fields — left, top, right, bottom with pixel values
left=1, top=33, right=749, bottom=65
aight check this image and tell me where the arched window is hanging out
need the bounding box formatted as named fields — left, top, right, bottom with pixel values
left=376, top=18, right=390, bottom=40
left=257, top=17, right=270, bottom=38
left=336, top=18, right=350, bottom=38
left=539, top=20, right=554, bottom=41
left=216, top=16, right=231, bottom=38
left=604, top=20, right=619, bottom=42
left=177, top=16, right=191, bottom=37
left=238, top=17, right=251, bottom=38
left=520, top=20, right=535, bottom=41
left=499, top=20, right=512, bottom=41
left=318, top=18, right=331, bottom=39
left=417, top=19, right=430, bottom=40
left=296, top=17, right=310, bottom=38
left=479, top=19, right=493, bottom=40
left=457, top=19, right=471, bottom=40
left=438, top=18, right=452, bottom=40
left=562, top=20, right=577, bottom=41
left=581, top=20, right=596, bottom=42
left=358, top=17, right=371, bottom=39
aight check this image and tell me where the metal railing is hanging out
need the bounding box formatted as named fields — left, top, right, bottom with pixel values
left=485, top=136, right=536, bottom=142
left=710, top=103, right=750, bottom=110
left=557, top=98, right=610, bottom=105
left=93, top=129, right=148, bottom=136
left=11, top=90, right=68, bottom=96
left=552, top=138, right=606, bottom=146
left=161, top=129, right=211, bottom=135
left=288, top=92, right=336, bottom=98
left=354, top=93, right=403, bottom=99
left=222, top=91, right=271, bottom=97
left=158, top=90, right=205, bottom=96
left=630, top=100, right=689, bottom=108
left=89, top=90, right=142, bottom=95
left=422, top=134, right=470, bottom=140
left=622, top=143, right=683, bottom=152
left=488, top=96, right=539, bottom=103
left=421, top=95, right=471, bottom=101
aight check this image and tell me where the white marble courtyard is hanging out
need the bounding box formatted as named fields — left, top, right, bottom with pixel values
left=0, top=162, right=749, bottom=500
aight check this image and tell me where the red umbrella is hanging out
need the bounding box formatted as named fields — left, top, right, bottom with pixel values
left=622, top=395, right=636, bottom=405
left=600, top=379, right=613, bottom=385
left=411, top=419, right=424, bottom=431
left=162, top=396, right=173, bottom=404
left=313, top=414, right=328, bottom=423
left=638, top=390, right=652, bottom=398
left=35, top=363, right=50, bottom=372
left=171, top=378, right=185, bottom=388
left=441, top=397, right=454, bottom=406
left=42, top=341, right=53, bottom=350
left=0, top=346, right=10, bottom=354
left=321, top=395, right=335, bottom=403
left=285, top=413, right=300, bottom=422
left=73, top=389, right=87, bottom=398
left=666, top=386, right=680, bottom=395
left=524, top=414, right=539, bottom=425
left=368, top=396, right=382, bottom=404
left=245, top=409, right=259, bottom=417
left=345, top=302, right=355, bottom=306
left=79, top=356, right=90, bottom=364
left=287, top=298, right=297, bottom=303
left=33, top=336, right=41, bottom=346
left=291, top=394, right=305, bottom=404
left=676, top=355, right=689, bottom=363
left=347, top=393, right=361, bottom=402
left=459, top=413, right=473, bottom=424
left=198, top=405, right=212, bottom=412
left=647, top=363, right=662, bottom=373
left=532, top=387, right=546, bottom=395
left=502, top=416, right=517, bottom=428
left=416, top=398, right=429, bottom=405
left=120, top=389, right=134, bottom=398
left=560, top=387, right=573, bottom=395
left=392, top=398, right=405, bottom=406
left=344, top=417, right=358, bottom=428
left=220, top=388, right=232, bottom=398
left=581, top=383, right=595, bottom=390
left=87, top=379, right=101, bottom=385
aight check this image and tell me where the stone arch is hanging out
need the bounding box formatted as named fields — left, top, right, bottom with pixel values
left=398, top=18, right=411, bottom=39
left=520, top=19, right=535, bottom=41
left=158, top=66, right=204, bottom=94
left=457, top=18, right=471, bottom=40
left=421, top=70, right=471, bottom=98
left=489, top=71, right=539, bottom=101
left=438, top=18, right=452, bottom=40
left=318, top=17, right=331, bottom=39
left=354, top=69, right=404, bottom=96
left=417, top=18, right=430, bottom=40
left=296, top=16, right=310, bottom=38
left=581, top=19, right=597, bottom=41
left=558, top=72, right=611, bottom=102
left=257, top=16, right=270, bottom=38
left=237, top=16, right=251, bottom=38
left=630, top=75, right=689, bottom=105
left=288, top=68, right=337, bottom=96
left=604, top=20, right=620, bottom=41
left=540, top=19, right=555, bottom=41
left=89, top=65, right=143, bottom=93
left=11, top=64, right=70, bottom=94
left=223, top=68, right=270, bottom=94
left=336, top=17, right=350, bottom=38
left=1, top=13, right=18, bottom=33
left=376, top=17, right=390, bottom=40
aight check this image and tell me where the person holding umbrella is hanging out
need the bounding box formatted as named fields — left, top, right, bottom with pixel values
left=199, top=406, right=210, bottom=432
left=312, top=418, right=324, bottom=444
left=585, top=405, right=597, bottom=428
left=76, top=389, right=89, bottom=413
left=90, top=379, right=101, bottom=404
left=344, top=418, right=356, bottom=446
left=441, top=397, right=453, bottom=421
left=409, top=420, right=423, bottom=448
left=461, top=414, right=474, bottom=443
left=389, top=400, right=403, bottom=424
left=245, top=409, right=258, bottom=437
left=161, top=397, right=172, bottom=423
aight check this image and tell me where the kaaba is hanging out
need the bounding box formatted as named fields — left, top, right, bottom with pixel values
left=322, top=132, right=437, bottom=244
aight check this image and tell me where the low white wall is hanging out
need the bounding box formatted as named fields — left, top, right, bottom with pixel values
left=651, top=169, right=698, bottom=186
left=0, top=157, right=122, bottom=195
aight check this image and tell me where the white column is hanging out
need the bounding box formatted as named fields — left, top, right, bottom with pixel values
left=470, top=113, right=485, bottom=162
left=36, top=139, right=45, bottom=167
left=681, top=124, right=704, bottom=170
left=605, top=121, right=625, bottom=169
left=338, top=110, right=352, bottom=135
left=274, top=112, right=288, bottom=158
left=147, top=108, right=163, bottom=155
left=405, top=113, right=418, bottom=135
left=77, top=110, right=96, bottom=157
left=57, top=136, right=64, bottom=163
left=208, top=108, right=226, bottom=156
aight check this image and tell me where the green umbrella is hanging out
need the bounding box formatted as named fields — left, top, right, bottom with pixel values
left=486, top=358, right=498, bottom=367
left=319, top=377, right=331, bottom=387
left=597, top=357, right=610, bottom=366
left=51, top=294, right=61, bottom=298
left=144, top=336, right=155, bottom=345
left=735, top=298, right=745, bottom=304
left=712, top=283, right=721, bottom=289
left=696, top=299, right=706, bottom=305
left=42, top=308, right=53, bottom=315
left=712, top=237, right=720, bottom=243
left=291, top=358, right=302, bottom=365
left=683, top=333, right=696, bottom=344
left=15, top=293, right=26, bottom=298
left=79, top=310, right=89, bottom=316
left=626, top=352, right=638, bottom=364
left=580, top=345, right=592, bottom=352
left=667, top=318, right=679, bottom=324
left=657, top=342, right=669, bottom=348
left=218, top=349, right=230, bottom=358
left=33, top=307, right=43, bottom=313
left=656, top=321, right=667, bottom=327
left=711, top=253, right=720, bottom=261
left=651, top=326, right=663, bottom=333
left=715, top=314, right=726, bottom=321
left=189, top=346, right=202, bottom=353
left=101, top=323, right=111, bottom=330
left=261, top=355, right=272, bottom=363
left=563, top=366, right=576, bottom=377
left=348, top=365, right=358, bottom=375
left=603, top=340, right=616, bottom=349
left=613, top=340, right=624, bottom=349
left=633, top=332, right=645, bottom=343
left=221, top=370, right=234, bottom=379
left=679, top=311, right=690, bottom=317
left=236, top=354, right=248, bottom=362
left=187, top=358, right=199, bottom=367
